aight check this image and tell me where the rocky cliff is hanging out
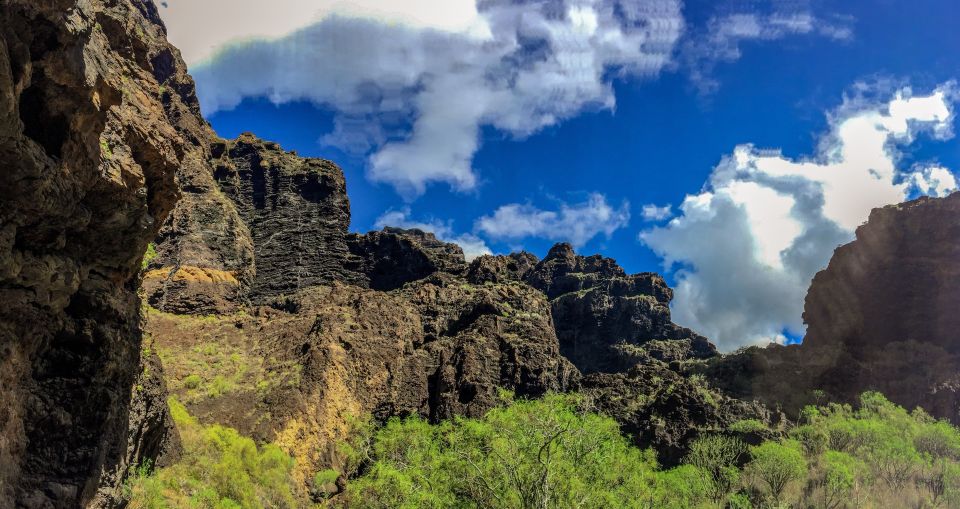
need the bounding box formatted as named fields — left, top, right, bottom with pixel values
left=708, top=192, right=960, bottom=422
left=0, top=0, right=204, bottom=505
left=520, top=243, right=716, bottom=374
left=140, top=129, right=766, bottom=480
left=2, top=0, right=781, bottom=505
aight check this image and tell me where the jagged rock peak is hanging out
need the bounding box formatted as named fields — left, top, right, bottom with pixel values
left=346, top=227, right=468, bottom=291
left=465, top=243, right=717, bottom=374
left=466, top=251, right=540, bottom=285
left=525, top=242, right=670, bottom=303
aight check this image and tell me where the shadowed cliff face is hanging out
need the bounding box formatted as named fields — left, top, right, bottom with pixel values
left=521, top=243, right=717, bottom=374
left=0, top=0, right=206, bottom=505
left=707, top=192, right=960, bottom=422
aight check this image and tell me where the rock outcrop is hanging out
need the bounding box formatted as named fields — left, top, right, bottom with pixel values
left=147, top=272, right=580, bottom=483
left=583, top=364, right=777, bottom=466
left=346, top=227, right=468, bottom=290
left=708, top=192, right=960, bottom=422
left=473, top=243, right=716, bottom=374
left=0, top=0, right=198, bottom=505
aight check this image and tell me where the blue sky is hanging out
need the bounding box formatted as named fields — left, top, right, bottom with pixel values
left=159, top=0, right=959, bottom=350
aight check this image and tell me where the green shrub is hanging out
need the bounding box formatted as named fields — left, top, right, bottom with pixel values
left=127, top=398, right=301, bottom=508
left=685, top=434, right=746, bottom=503
left=141, top=243, right=157, bottom=270
left=182, top=374, right=202, bottom=390
left=345, top=393, right=710, bottom=508
left=744, top=440, right=807, bottom=504
left=728, top=419, right=769, bottom=434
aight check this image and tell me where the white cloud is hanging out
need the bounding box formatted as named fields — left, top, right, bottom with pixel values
left=683, top=10, right=853, bottom=94
left=476, top=193, right=630, bottom=247
left=641, top=203, right=673, bottom=221
left=374, top=208, right=492, bottom=261
left=909, top=166, right=958, bottom=198
left=177, top=0, right=683, bottom=197
left=640, top=84, right=956, bottom=351
left=159, top=0, right=488, bottom=65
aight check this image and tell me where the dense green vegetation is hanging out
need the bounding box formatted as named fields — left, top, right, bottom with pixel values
left=127, top=399, right=303, bottom=509
left=129, top=392, right=960, bottom=508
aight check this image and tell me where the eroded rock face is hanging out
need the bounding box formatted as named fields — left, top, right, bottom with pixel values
left=584, top=364, right=777, bottom=466
left=148, top=274, right=579, bottom=483
left=466, top=252, right=539, bottom=285
left=0, top=0, right=193, bottom=505
left=708, top=193, right=960, bottom=422
left=213, top=134, right=365, bottom=298
left=347, top=227, right=468, bottom=291
left=522, top=243, right=715, bottom=374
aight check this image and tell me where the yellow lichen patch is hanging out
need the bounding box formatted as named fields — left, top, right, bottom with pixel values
left=273, top=339, right=364, bottom=486
left=142, top=265, right=239, bottom=285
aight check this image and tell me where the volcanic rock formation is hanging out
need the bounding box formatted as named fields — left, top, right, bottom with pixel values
left=141, top=125, right=765, bottom=479
left=0, top=0, right=785, bottom=505
left=521, top=243, right=716, bottom=374
left=0, top=0, right=202, bottom=505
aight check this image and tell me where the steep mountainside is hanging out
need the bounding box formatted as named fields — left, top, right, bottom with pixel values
left=142, top=132, right=766, bottom=480
left=0, top=0, right=206, bottom=506
left=708, top=192, right=960, bottom=422
left=1, top=0, right=851, bottom=505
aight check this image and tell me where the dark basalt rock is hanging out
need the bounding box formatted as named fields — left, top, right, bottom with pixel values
left=0, top=0, right=194, bottom=504
left=466, top=252, right=539, bottom=285
left=707, top=192, right=960, bottom=422
left=346, top=227, right=468, bottom=291
left=522, top=243, right=715, bottom=374
left=211, top=134, right=365, bottom=299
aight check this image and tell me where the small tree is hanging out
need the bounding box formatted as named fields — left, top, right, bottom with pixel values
left=745, top=440, right=807, bottom=505
left=685, top=434, right=746, bottom=503
left=819, top=451, right=860, bottom=509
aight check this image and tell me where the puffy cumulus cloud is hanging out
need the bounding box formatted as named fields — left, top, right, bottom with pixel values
left=476, top=193, right=630, bottom=247
left=641, top=203, right=672, bottom=221
left=374, top=208, right=492, bottom=261
left=683, top=6, right=853, bottom=94
left=184, top=0, right=683, bottom=197
left=640, top=85, right=956, bottom=351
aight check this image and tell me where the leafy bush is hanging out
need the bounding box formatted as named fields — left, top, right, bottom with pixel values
left=343, top=393, right=715, bottom=508
left=127, top=398, right=302, bottom=508
left=744, top=440, right=807, bottom=504
left=685, top=434, right=746, bottom=503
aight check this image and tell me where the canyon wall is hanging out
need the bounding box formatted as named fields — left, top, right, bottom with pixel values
left=0, top=0, right=210, bottom=505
